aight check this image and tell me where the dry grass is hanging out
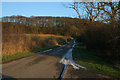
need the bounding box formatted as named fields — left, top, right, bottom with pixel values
left=2, top=34, right=71, bottom=56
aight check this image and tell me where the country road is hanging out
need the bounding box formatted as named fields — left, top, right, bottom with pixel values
left=2, top=40, right=107, bottom=79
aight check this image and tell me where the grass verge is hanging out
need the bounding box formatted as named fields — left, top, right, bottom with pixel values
left=2, top=46, right=58, bottom=63
left=72, top=43, right=120, bottom=78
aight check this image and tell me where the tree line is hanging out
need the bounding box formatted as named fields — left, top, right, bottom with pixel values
left=2, top=16, right=91, bottom=37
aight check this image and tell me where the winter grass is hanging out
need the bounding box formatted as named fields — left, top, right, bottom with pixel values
left=72, top=43, right=120, bottom=78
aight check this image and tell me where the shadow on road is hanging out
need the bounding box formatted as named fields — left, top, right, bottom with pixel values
left=1, top=73, right=17, bottom=80
left=2, top=40, right=75, bottom=79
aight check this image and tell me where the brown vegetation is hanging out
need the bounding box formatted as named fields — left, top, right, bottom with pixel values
left=2, top=21, right=72, bottom=56
left=2, top=15, right=120, bottom=65
left=79, top=22, right=120, bottom=65
left=2, top=17, right=76, bottom=56
left=2, top=33, right=70, bottom=56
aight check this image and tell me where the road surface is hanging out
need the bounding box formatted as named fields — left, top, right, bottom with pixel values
left=2, top=40, right=109, bottom=79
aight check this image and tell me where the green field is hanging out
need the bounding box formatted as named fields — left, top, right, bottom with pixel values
left=72, top=43, right=120, bottom=78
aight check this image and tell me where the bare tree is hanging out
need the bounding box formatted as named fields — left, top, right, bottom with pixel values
left=100, top=1, right=120, bottom=22
left=83, top=2, right=102, bottom=21
left=67, top=2, right=81, bottom=18
left=66, top=2, right=102, bottom=22
left=66, top=1, right=120, bottom=23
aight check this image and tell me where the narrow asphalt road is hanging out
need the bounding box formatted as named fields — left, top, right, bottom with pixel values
left=2, top=40, right=73, bottom=78
left=2, top=40, right=108, bottom=79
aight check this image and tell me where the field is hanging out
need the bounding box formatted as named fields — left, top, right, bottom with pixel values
left=2, top=34, right=72, bottom=63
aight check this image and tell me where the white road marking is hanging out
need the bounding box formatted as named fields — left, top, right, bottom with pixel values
left=38, top=49, right=53, bottom=54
